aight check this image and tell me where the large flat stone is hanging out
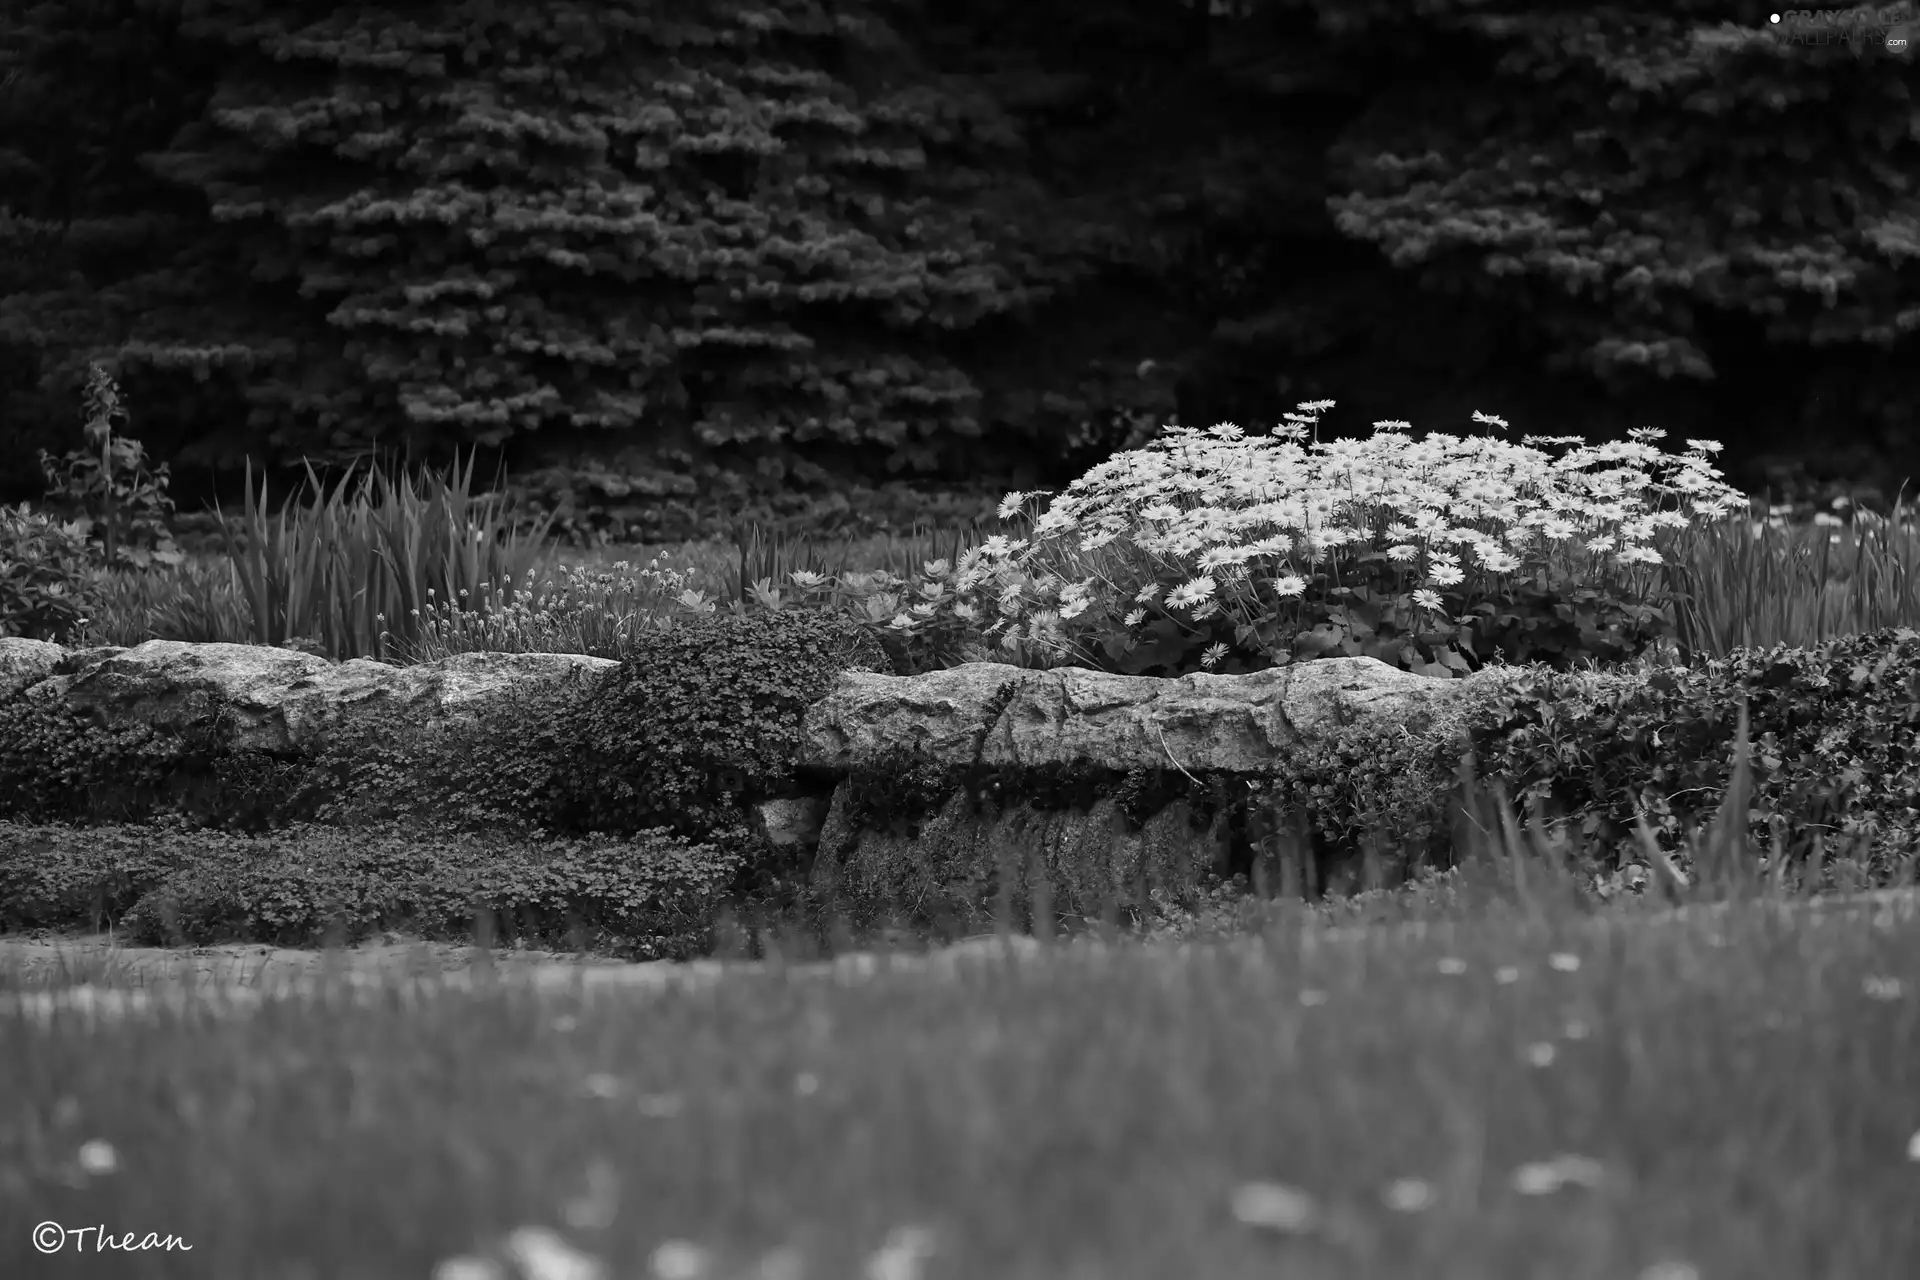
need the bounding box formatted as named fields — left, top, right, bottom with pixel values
left=797, top=657, right=1536, bottom=775
left=1, top=637, right=618, bottom=755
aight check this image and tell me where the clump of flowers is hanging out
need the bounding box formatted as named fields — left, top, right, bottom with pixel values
left=382, top=557, right=721, bottom=664
left=865, top=402, right=1749, bottom=677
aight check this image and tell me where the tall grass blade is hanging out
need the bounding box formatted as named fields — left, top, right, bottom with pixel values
left=1702, top=698, right=1756, bottom=898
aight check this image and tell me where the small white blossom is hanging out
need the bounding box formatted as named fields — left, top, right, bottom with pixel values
left=1229, top=1181, right=1320, bottom=1233
left=863, top=1225, right=939, bottom=1280
left=1638, top=1262, right=1701, bottom=1280
left=1511, top=1154, right=1606, bottom=1195
left=650, top=1240, right=714, bottom=1280
left=76, top=1140, right=119, bottom=1175
left=504, top=1228, right=606, bottom=1280
left=1381, top=1178, right=1436, bottom=1212
left=434, top=1259, right=508, bottom=1280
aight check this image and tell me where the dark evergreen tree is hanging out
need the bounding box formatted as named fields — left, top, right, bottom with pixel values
left=125, top=0, right=1105, bottom=498
left=3, top=0, right=1914, bottom=519
left=0, top=0, right=232, bottom=497
left=1307, top=0, right=1920, bottom=489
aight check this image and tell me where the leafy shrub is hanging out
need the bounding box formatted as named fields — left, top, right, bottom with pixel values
left=1247, top=721, right=1467, bottom=876
left=35, top=362, right=183, bottom=573
left=75, top=556, right=253, bottom=647
left=0, top=503, right=106, bottom=643
left=569, top=609, right=892, bottom=838
left=0, top=818, right=741, bottom=958
left=1460, top=625, right=1920, bottom=877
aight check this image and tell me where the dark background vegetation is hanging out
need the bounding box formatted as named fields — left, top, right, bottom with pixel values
left=2, top=0, right=1913, bottom=536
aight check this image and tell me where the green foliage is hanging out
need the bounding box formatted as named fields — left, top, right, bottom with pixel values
left=1460, top=626, right=1920, bottom=875
left=1247, top=717, right=1479, bottom=875
left=253, top=676, right=602, bottom=839
left=0, top=692, right=223, bottom=823
left=73, top=557, right=253, bottom=648
left=0, top=817, right=740, bottom=959
left=216, top=450, right=555, bottom=662
left=381, top=559, right=695, bottom=667
left=1076, top=565, right=1676, bottom=682
left=0, top=654, right=607, bottom=840
left=571, top=609, right=893, bottom=838
left=1654, top=501, right=1920, bottom=661
left=36, top=362, right=183, bottom=572
left=0, top=816, right=200, bottom=932
left=0, top=503, right=104, bottom=642
left=1447, top=565, right=1678, bottom=674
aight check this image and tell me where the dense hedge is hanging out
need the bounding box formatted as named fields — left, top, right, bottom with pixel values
left=1460, top=627, right=1920, bottom=876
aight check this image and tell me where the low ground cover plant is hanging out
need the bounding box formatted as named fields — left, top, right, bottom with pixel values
left=0, top=816, right=739, bottom=959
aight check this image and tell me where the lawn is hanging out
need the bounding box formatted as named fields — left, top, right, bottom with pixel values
left=4, top=878, right=1917, bottom=1280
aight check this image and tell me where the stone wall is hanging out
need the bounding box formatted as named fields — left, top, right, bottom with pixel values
left=0, top=638, right=1548, bottom=931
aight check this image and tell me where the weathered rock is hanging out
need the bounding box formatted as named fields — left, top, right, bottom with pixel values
left=753, top=795, right=830, bottom=848
left=0, top=637, right=64, bottom=702
left=796, top=657, right=1535, bottom=776
left=3, top=638, right=618, bottom=755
